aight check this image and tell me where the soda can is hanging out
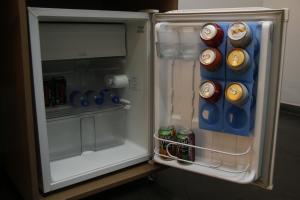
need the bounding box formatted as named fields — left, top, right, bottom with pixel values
left=200, top=23, right=224, bottom=47
left=199, top=80, right=222, bottom=103
left=225, top=82, right=249, bottom=106
left=44, top=78, right=56, bottom=106
left=158, top=126, right=176, bottom=159
left=43, top=79, right=50, bottom=107
left=199, top=48, right=222, bottom=71
left=176, top=129, right=195, bottom=164
left=227, top=48, right=250, bottom=72
left=228, top=22, right=252, bottom=47
left=54, top=76, right=67, bottom=105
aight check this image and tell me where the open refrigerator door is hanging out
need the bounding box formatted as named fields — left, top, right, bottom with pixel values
left=152, top=8, right=288, bottom=188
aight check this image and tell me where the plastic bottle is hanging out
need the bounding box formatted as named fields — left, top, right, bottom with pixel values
left=69, top=91, right=89, bottom=107
left=85, top=90, right=104, bottom=106
left=100, top=89, right=120, bottom=105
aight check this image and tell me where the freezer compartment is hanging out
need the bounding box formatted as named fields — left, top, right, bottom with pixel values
left=39, top=23, right=126, bottom=61
left=154, top=21, right=274, bottom=183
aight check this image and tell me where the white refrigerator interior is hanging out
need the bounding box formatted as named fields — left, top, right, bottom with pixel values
left=28, top=8, right=152, bottom=192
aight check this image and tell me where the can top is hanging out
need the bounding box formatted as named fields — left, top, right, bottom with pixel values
left=226, top=83, right=244, bottom=102
left=199, top=81, right=215, bottom=99
left=200, top=49, right=216, bottom=65
left=227, top=49, right=246, bottom=68
left=228, top=22, right=249, bottom=41
left=159, top=129, right=172, bottom=136
left=159, top=126, right=174, bottom=136
left=200, top=23, right=217, bottom=40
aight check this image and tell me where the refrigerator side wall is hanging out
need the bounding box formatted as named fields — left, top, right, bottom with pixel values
left=28, top=9, right=52, bottom=192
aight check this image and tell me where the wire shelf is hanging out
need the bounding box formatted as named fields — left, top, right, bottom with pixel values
left=46, top=104, right=125, bottom=120
left=153, top=133, right=252, bottom=174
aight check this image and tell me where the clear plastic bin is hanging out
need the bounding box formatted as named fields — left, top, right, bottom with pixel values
left=47, top=108, right=126, bottom=161
left=178, top=26, right=201, bottom=59
left=156, top=25, right=179, bottom=58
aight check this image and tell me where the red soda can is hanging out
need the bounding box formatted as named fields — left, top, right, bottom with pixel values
left=199, top=48, right=222, bottom=71
left=199, top=80, right=222, bottom=103
left=200, top=23, right=224, bottom=47
left=54, top=76, right=67, bottom=105
left=43, top=79, right=50, bottom=107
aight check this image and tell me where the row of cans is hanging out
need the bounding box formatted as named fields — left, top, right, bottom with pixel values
left=199, top=22, right=252, bottom=72
left=158, top=126, right=195, bottom=164
left=200, top=22, right=252, bottom=48
left=199, top=80, right=249, bottom=106
left=200, top=47, right=250, bottom=72
left=43, top=76, right=67, bottom=107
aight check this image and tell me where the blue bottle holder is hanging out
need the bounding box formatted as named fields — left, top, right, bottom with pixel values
left=200, top=23, right=229, bottom=81
left=226, top=22, right=261, bottom=83
left=223, top=82, right=254, bottom=136
left=199, top=80, right=224, bottom=132
left=197, top=22, right=260, bottom=136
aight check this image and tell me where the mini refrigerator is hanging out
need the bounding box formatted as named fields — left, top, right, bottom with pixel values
left=27, top=7, right=288, bottom=193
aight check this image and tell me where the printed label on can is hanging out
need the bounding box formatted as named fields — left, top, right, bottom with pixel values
left=159, top=127, right=176, bottom=159
left=176, top=130, right=195, bottom=163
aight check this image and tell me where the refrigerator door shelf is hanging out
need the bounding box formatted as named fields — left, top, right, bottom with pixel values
left=154, top=154, right=256, bottom=184
left=153, top=7, right=286, bottom=189
left=153, top=133, right=253, bottom=181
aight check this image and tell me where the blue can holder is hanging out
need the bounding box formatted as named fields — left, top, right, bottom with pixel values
left=226, top=22, right=261, bottom=83
left=199, top=80, right=225, bottom=132
left=223, top=22, right=261, bottom=136
left=223, top=82, right=255, bottom=136
left=200, top=23, right=229, bottom=81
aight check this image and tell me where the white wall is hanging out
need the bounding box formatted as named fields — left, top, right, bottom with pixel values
left=178, top=0, right=300, bottom=106
left=263, top=0, right=300, bottom=106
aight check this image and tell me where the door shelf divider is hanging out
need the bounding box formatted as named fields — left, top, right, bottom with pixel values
left=153, top=133, right=252, bottom=174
